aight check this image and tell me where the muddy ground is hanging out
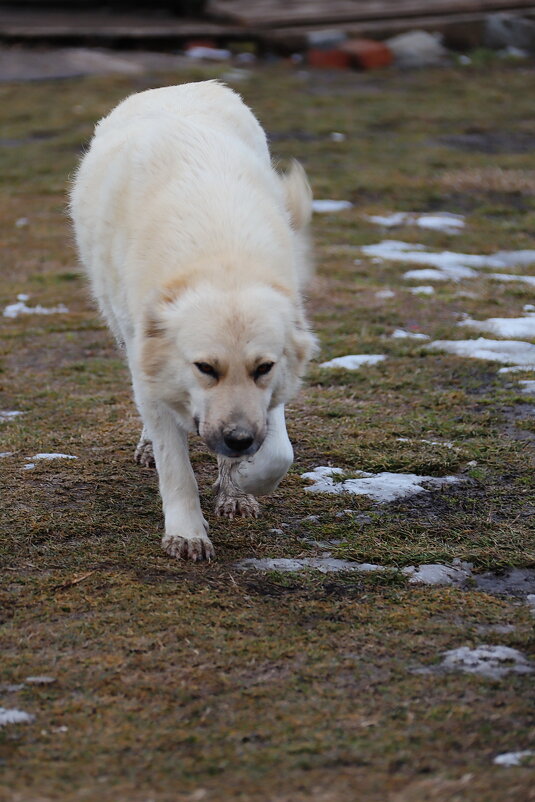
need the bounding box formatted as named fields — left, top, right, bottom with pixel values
left=0, top=56, right=534, bottom=801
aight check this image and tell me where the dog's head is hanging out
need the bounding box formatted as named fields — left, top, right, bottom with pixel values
left=139, top=281, right=317, bottom=457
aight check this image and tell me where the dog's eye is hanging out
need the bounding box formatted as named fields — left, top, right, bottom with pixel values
left=254, top=362, right=274, bottom=380
left=195, top=362, right=218, bottom=379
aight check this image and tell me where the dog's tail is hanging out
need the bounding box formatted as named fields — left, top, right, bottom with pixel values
left=281, top=160, right=312, bottom=231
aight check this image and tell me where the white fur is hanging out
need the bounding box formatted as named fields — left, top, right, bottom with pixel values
left=70, top=81, right=316, bottom=561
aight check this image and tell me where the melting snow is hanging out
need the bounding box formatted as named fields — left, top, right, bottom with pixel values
left=459, top=315, right=535, bottom=339
left=319, top=354, right=386, bottom=369
left=0, top=708, right=34, bottom=726
left=236, top=557, right=385, bottom=574
left=494, top=751, right=535, bottom=767
left=375, top=289, right=395, bottom=299
left=366, top=212, right=465, bottom=234
left=440, top=645, right=533, bottom=679
left=0, top=410, right=23, bottom=423
left=404, top=563, right=471, bottom=586
left=301, top=466, right=461, bottom=502
left=25, top=675, right=56, bottom=685
left=360, top=240, right=500, bottom=271
left=0, top=452, right=13, bottom=458
left=3, top=300, right=69, bottom=319
left=397, top=438, right=454, bottom=448
left=312, top=199, right=353, bottom=213
left=30, top=453, right=78, bottom=461
left=404, top=268, right=463, bottom=281
left=493, top=250, right=535, bottom=267
left=391, top=328, right=430, bottom=340
left=427, top=338, right=535, bottom=367
left=360, top=240, right=535, bottom=284
left=489, top=273, right=535, bottom=288
left=519, top=380, right=535, bottom=395
left=410, top=286, right=434, bottom=295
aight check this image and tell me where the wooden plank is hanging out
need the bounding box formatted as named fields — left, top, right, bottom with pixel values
left=207, top=0, right=535, bottom=28
left=0, top=10, right=243, bottom=41
left=262, top=12, right=490, bottom=51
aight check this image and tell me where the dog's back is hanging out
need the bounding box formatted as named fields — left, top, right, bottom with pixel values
left=70, top=81, right=312, bottom=344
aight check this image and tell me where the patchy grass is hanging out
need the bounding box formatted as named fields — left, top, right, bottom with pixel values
left=1, top=61, right=534, bottom=801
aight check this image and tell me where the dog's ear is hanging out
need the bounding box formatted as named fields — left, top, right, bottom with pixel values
left=143, top=278, right=191, bottom=340
left=285, top=313, right=319, bottom=378
left=281, top=160, right=313, bottom=231
left=144, top=306, right=166, bottom=339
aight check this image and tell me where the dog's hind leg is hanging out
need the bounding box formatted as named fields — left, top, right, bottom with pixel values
left=214, top=405, right=293, bottom=519
left=134, top=426, right=155, bottom=468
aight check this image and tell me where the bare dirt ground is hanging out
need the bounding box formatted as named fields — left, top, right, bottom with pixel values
left=1, top=56, right=534, bottom=801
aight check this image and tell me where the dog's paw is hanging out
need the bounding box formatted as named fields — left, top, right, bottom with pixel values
left=162, top=534, right=215, bottom=562
left=215, top=493, right=260, bottom=520
left=135, top=437, right=155, bottom=468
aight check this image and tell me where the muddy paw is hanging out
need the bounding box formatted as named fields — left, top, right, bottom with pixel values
left=162, top=534, right=215, bottom=562
left=135, top=438, right=155, bottom=468
left=215, top=493, right=260, bottom=519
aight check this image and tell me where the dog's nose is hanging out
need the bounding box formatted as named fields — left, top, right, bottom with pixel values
left=223, top=428, right=254, bottom=453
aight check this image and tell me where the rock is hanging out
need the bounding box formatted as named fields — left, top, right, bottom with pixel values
left=386, top=30, right=449, bottom=68
left=306, top=29, right=347, bottom=49
left=485, top=13, right=535, bottom=53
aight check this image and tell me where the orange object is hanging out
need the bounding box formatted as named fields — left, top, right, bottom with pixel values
left=307, top=48, right=353, bottom=70
left=341, top=39, right=393, bottom=70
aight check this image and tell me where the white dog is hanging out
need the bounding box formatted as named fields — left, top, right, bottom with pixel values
left=70, top=81, right=316, bottom=561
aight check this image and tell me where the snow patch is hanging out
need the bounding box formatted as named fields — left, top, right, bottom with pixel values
left=391, top=328, right=429, bottom=340
left=3, top=300, right=69, bottom=319
left=375, top=289, right=395, bottom=299
left=366, top=212, right=464, bottom=234
left=526, top=594, right=535, bottom=614
left=489, top=273, right=535, bottom=288
left=493, top=250, right=535, bottom=267
left=30, top=453, right=78, bottom=461
left=0, top=708, right=34, bottom=726
left=360, top=240, right=501, bottom=271
left=319, top=354, right=386, bottom=370
left=459, top=315, right=535, bottom=339
left=312, top=199, right=353, bottom=213
left=0, top=410, right=23, bottom=423
left=427, top=338, right=535, bottom=367
left=519, top=380, right=535, bottom=395
left=301, top=466, right=461, bottom=502
left=25, top=675, right=56, bottom=685
left=404, top=268, right=456, bottom=281
left=0, top=452, right=13, bottom=458
left=410, top=286, right=434, bottom=295
left=404, top=563, right=471, bottom=586
left=494, top=751, right=535, bottom=767
left=236, top=557, right=385, bottom=574
left=440, top=645, right=533, bottom=679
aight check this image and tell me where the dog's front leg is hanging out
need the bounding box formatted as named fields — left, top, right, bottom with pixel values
left=215, top=405, right=293, bottom=518
left=139, top=396, right=214, bottom=561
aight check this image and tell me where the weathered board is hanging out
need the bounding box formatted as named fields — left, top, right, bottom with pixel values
left=207, top=0, right=535, bottom=28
